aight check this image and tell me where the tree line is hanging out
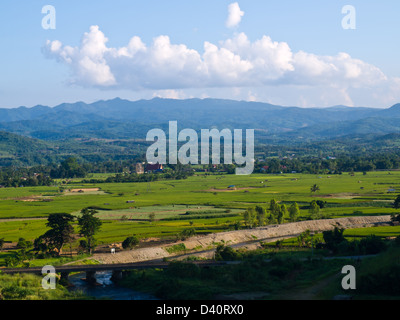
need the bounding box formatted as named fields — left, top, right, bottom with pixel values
left=2, top=151, right=400, bottom=188
left=241, top=197, right=330, bottom=229
left=254, top=153, right=400, bottom=174
left=0, top=157, right=196, bottom=187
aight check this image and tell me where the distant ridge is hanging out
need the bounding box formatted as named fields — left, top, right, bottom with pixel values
left=0, top=98, right=399, bottom=141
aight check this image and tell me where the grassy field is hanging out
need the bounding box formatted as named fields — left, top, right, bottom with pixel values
left=1, top=171, right=399, bottom=218
left=1, top=171, right=400, bottom=300
left=0, top=171, right=400, bottom=255
left=72, top=205, right=243, bottom=221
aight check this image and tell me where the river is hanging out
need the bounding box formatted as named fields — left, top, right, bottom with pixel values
left=68, top=271, right=158, bottom=300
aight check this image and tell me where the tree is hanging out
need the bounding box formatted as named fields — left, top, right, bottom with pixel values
left=149, top=213, right=156, bottom=223
left=309, top=200, right=320, bottom=219
left=289, top=202, right=300, bottom=222
left=50, top=157, right=86, bottom=179
left=122, top=235, right=140, bottom=250
left=243, top=208, right=256, bottom=228
left=278, top=204, right=287, bottom=224
left=267, top=199, right=281, bottom=225
left=255, top=206, right=266, bottom=227
left=0, top=238, right=5, bottom=251
left=78, top=208, right=102, bottom=254
left=36, top=213, right=75, bottom=256
left=269, top=199, right=280, bottom=217
left=310, top=184, right=320, bottom=193
left=34, top=236, right=49, bottom=254
left=393, top=195, right=400, bottom=209
left=78, top=239, right=88, bottom=254
left=233, top=221, right=241, bottom=230
left=323, top=227, right=346, bottom=254
left=315, top=200, right=327, bottom=209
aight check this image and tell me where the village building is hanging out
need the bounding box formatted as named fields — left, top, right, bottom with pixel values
left=145, top=163, right=164, bottom=173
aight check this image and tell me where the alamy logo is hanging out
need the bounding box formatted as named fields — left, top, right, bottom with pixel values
left=146, top=121, right=255, bottom=175
left=341, top=265, right=356, bottom=290
left=342, top=5, right=356, bottom=30
left=42, top=5, right=56, bottom=30
left=42, top=265, right=56, bottom=290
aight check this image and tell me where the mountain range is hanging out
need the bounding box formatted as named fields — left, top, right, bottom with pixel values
left=1, top=97, right=400, bottom=142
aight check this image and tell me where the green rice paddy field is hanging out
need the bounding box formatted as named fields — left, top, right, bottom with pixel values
left=1, top=171, right=400, bottom=248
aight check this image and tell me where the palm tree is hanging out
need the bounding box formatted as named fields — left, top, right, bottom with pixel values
left=310, top=184, right=320, bottom=193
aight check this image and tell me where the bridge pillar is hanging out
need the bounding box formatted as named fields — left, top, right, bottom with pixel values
left=111, top=270, right=123, bottom=282
left=85, top=271, right=97, bottom=285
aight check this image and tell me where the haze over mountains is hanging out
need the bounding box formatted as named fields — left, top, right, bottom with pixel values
left=1, top=98, right=400, bottom=142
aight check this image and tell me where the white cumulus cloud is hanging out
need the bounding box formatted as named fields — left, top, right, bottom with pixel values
left=45, top=26, right=116, bottom=87
left=43, top=25, right=400, bottom=107
left=226, top=2, right=245, bottom=29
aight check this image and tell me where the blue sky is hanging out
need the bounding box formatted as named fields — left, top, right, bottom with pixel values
left=1, top=1, right=400, bottom=108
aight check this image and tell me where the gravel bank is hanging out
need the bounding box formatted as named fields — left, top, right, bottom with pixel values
left=93, top=215, right=391, bottom=264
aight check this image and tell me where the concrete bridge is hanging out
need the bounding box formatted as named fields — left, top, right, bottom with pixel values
left=1, top=260, right=232, bottom=285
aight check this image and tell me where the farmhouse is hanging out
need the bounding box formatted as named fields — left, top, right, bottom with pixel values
left=146, top=163, right=164, bottom=173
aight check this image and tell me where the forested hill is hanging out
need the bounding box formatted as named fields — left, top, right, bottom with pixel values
left=0, top=131, right=51, bottom=155
left=1, top=98, right=400, bottom=141
left=0, top=131, right=147, bottom=167
left=2, top=98, right=400, bottom=166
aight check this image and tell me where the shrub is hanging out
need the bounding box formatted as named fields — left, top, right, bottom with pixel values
left=178, top=228, right=196, bottom=241
left=315, top=200, right=327, bottom=209
left=358, top=235, right=386, bottom=255
left=1, top=286, right=34, bottom=300
left=166, top=262, right=201, bottom=279
left=4, top=257, right=19, bottom=267
left=122, top=235, right=139, bottom=250
left=165, top=243, right=186, bottom=254
left=16, top=238, right=33, bottom=250
left=215, top=245, right=242, bottom=261
left=323, top=227, right=346, bottom=254
left=391, top=213, right=400, bottom=223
